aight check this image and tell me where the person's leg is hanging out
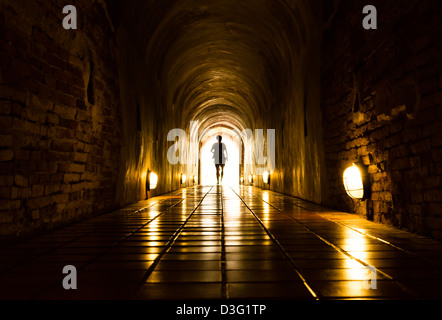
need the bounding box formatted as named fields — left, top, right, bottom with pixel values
left=215, top=164, right=220, bottom=183
left=220, top=164, right=225, bottom=181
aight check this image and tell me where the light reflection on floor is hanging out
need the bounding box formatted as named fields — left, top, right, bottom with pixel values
left=1, top=185, right=442, bottom=300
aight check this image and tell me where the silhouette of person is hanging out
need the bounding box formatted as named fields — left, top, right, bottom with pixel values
left=211, top=135, right=228, bottom=184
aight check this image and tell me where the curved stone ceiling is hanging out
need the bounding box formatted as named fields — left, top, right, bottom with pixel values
left=120, top=0, right=315, bottom=133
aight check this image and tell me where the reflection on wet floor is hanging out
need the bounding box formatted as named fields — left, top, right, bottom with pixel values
left=1, top=185, right=442, bottom=300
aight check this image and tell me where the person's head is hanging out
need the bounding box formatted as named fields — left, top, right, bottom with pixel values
left=217, top=135, right=222, bottom=142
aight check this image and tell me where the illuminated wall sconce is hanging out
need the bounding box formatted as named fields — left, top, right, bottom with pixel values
left=343, top=162, right=370, bottom=200
left=248, top=174, right=254, bottom=184
left=147, top=170, right=158, bottom=191
left=263, top=171, right=270, bottom=185
left=240, top=176, right=244, bottom=184
left=180, top=173, right=187, bottom=184
left=192, top=175, right=196, bottom=185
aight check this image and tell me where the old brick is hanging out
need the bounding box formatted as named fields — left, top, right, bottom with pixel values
left=31, top=184, right=44, bottom=197
left=63, top=173, right=80, bottom=183
left=52, top=193, right=69, bottom=204
left=429, top=203, right=442, bottom=216
left=57, top=163, right=69, bottom=173
left=0, top=149, right=14, bottom=162
left=423, top=176, right=441, bottom=189
left=0, top=186, right=11, bottom=199
left=44, top=52, right=66, bottom=70
left=66, top=63, right=84, bottom=81
left=59, top=117, right=78, bottom=130
left=71, top=182, right=87, bottom=192
left=30, top=151, right=41, bottom=161
left=422, top=121, right=442, bottom=138
left=45, top=183, right=61, bottom=195
left=0, top=175, right=13, bottom=187
left=383, top=134, right=402, bottom=149
left=69, top=163, right=85, bottom=173
left=32, top=209, right=40, bottom=220
left=13, top=118, right=40, bottom=135
left=53, top=104, right=77, bottom=120
left=420, top=91, right=442, bottom=109
left=431, top=132, right=442, bottom=147
left=53, top=91, right=76, bottom=107
left=56, top=128, right=75, bottom=139
left=0, top=135, right=13, bottom=147
left=26, top=196, right=52, bottom=210
left=14, top=174, right=28, bottom=187
left=0, top=115, right=13, bottom=130
left=73, top=152, right=87, bottom=163
left=0, top=100, right=11, bottom=115
left=2, top=69, right=23, bottom=85
left=424, top=190, right=442, bottom=202
left=76, top=99, right=87, bottom=111
left=14, top=149, right=30, bottom=160
left=60, top=183, right=71, bottom=193
left=51, top=140, right=74, bottom=153
left=0, top=211, right=14, bottom=223
left=46, top=112, right=59, bottom=125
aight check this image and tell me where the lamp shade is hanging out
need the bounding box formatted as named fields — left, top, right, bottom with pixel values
left=263, top=171, right=270, bottom=184
left=149, top=172, right=158, bottom=190
left=343, top=164, right=365, bottom=199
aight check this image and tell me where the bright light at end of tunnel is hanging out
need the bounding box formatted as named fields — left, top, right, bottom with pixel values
left=200, top=134, right=240, bottom=185
left=343, top=164, right=364, bottom=199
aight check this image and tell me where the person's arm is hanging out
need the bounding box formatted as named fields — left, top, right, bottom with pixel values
left=224, top=144, right=228, bottom=161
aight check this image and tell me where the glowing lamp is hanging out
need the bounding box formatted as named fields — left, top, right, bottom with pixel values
left=180, top=173, right=186, bottom=184
left=192, top=175, right=196, bottom=184
left=147, top=171, right=158, bottom=191
left=248, top=174, right=253, bottom=184
left=263, top=171, right=270, bottom=184
left=343, top=163, right=369, bottom=200
left=240, top=176, right=244, bottom=184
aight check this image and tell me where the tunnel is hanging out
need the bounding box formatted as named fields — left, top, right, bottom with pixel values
left=1, top=0, right=442, bottom=302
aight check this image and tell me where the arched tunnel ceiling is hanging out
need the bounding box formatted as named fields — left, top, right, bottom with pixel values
left=117, top=0, right=318, bottom=133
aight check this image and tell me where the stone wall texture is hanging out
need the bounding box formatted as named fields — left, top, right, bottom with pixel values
left=0, top=0, right=123, bottom=239
left=320, top=0, right=442, bottom=239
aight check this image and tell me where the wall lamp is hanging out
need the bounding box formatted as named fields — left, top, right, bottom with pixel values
left=263, top=171, right=270, bottom=185
left=192, top=175, right=197, bottom=185
left=147, top=170, right=158, bottom=191
left=240, top=176, right=244, bottom=184
left=248, top=174, right=254, bottom=184
left=180, top=173, right=186, bottom=184
left=343, top=162, right=370, bottom=200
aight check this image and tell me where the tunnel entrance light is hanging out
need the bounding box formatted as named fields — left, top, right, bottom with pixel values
left=147, top=171, right=158, bottom=191
left=263, top=171, right=270, bottom=185
left=180, top=173, right=186, bottom=184
left=343, top=163, right=369, bottom=200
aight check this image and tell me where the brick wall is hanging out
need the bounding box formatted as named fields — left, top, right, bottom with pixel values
left=321, top=0, right=442, bottom=239
left=0, top=0, right=122, bottom=240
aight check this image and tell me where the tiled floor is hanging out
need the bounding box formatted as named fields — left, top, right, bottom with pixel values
left=1, top=185, right=442, bottom=300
